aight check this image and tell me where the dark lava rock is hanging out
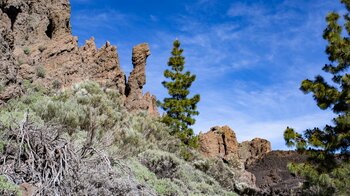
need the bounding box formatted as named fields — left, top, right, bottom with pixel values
left=246, top=150, right=308, bottom=196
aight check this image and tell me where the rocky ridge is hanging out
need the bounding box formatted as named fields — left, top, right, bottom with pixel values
left=0, top=0, right=158, bottom=116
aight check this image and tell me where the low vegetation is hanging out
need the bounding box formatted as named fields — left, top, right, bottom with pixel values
left=0, top=81, right=239, bottom=195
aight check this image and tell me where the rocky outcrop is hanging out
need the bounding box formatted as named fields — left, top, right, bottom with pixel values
left=238, top=138, right=271, bottom=167
left=199, top=126, right=270, bottom=192
left=199, top=126, right=307, bottom=195
left=0, top=5, right=21, bottom=104
left=199, top=126, right=271, bottom=166
left=125, top=43, right=159, bottom=116
left=199, top=126, right=239, bottom=161
left=0, top=0, right=158, bottom=115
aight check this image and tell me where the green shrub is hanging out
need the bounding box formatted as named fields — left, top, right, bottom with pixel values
left=0, top=81, right=240, bottom=195
left=0, top=175, right=21, bottom=196
left=0, top=83, right=4, bottom=93
left=23, top=47, right=30, bottom=55
left=128, top=158, right=181, bottom=196
left=139, top=150, right=180, bottom=179
left=17, top=59, right=24, bottom=65
left=36, top=66, right=46, bottom=78
left=52, top=80, right=61, bottom=89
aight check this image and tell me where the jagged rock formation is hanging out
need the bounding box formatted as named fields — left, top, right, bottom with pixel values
left=125, top=44, right=159, bottom=116
left=0, top=0, right=158, bottom=115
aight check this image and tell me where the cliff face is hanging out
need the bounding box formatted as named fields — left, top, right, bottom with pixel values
left=0, top=0, right=158, bottom=116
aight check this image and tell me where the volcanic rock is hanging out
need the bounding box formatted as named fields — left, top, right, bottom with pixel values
left=199, top=126, right=271, bottom=166
left=238, top=138, right=271, bottom=166
left=125, top=43, right=159, bottom=116
left=246, top=151, right=307, bottom=195
left=199, top=126, right=239, bottom=161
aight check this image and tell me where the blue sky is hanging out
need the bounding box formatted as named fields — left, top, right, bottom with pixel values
left=70, top=0, right=344, bottom=150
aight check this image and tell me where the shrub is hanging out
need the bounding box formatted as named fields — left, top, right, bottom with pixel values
left=128, top=159, right=180, bottom=195
left=0, top=81, right=240, bottom=195
left=36, top=66, right=46, bottom=78
left=0, top=175, right=21, bottom=196
left=52, top=80, right=61, bottom=89
left=23, top=47, right=30, bottom=55
left=139, top=150, right=180, bottom=179
left=137, top=150, right=238, bottom=195
left=0, top=82, right=4, bottom=93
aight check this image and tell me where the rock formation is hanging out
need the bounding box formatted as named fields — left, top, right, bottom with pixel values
left=199, top=126, right=239, bottom=161
left=199, top=126, right=308, bottom=195
left=0, top=0, right=158, bottom=115
left=199, top=126, right=271, bottom=192
left=238, top=138, right=271, bottom=167
left=199, top=126, right=271, bottom=165
left=125, top=44, right=159, bottom=116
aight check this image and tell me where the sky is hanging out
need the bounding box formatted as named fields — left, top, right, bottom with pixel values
left=70, top=0, right=344, bottom=150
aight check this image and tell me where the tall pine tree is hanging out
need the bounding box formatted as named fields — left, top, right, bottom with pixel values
left=160, top=39, right=200, bottom=147
left=284, top=0, right=350, bottom=194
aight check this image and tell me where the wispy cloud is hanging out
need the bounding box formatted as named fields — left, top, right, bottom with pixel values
left=70, top=0, right=343, bottom=149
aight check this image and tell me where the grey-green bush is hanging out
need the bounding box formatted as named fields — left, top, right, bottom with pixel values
left=0, top=81, right=240, bottom=195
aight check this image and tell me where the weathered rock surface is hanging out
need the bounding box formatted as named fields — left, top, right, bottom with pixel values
left=125, top=43, right=159, bottom=116
left=199, top=126, right=267, bottom=192
left=246, top=151, right=307, bottom=196
left=238, top=138, right=271, bottom=167
left=199, top=126, right=306, bottom=195
left=199, top=126, right=271, bottom=166
left=199, top=126, right=239, bottom=161
left=0, top=0, right=158, bottom=115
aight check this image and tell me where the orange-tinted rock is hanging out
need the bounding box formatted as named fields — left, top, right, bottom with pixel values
left=199, top=126, right=271, bottom=165
left=199, top=126, right=239, bottom=161
left=19, top=183, right=36, bottom=196
left=0, top=0, right=159, bottom=116
left=125, top=43, right=158, bottom=115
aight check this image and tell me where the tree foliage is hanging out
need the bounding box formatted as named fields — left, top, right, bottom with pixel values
left=284, top=0, right=350, bottom=194
left=160, top=40, right=200, bottom=147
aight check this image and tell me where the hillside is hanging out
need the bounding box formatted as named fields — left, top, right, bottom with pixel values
left=0, top=0, right=310, bottom=195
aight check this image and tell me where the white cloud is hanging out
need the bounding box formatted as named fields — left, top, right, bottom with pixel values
left=69, top=0, right=343, bottom=150
left=227, top=2, right=267, bottom=18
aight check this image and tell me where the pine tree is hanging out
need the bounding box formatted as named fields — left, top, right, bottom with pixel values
left=284, top=0, right=350, bottom=194
left=160, top=39, right=200, bottom=147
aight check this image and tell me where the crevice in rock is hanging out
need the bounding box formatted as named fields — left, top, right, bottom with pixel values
left=222, top=134, right=228, bottom=156
left=125, top=82, right=131, bottom=97
left=65, top=20, right=70, bottom=30
left=45, top=18, right=55, bottom=39
left=3, top=6, right=22, bottom=31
